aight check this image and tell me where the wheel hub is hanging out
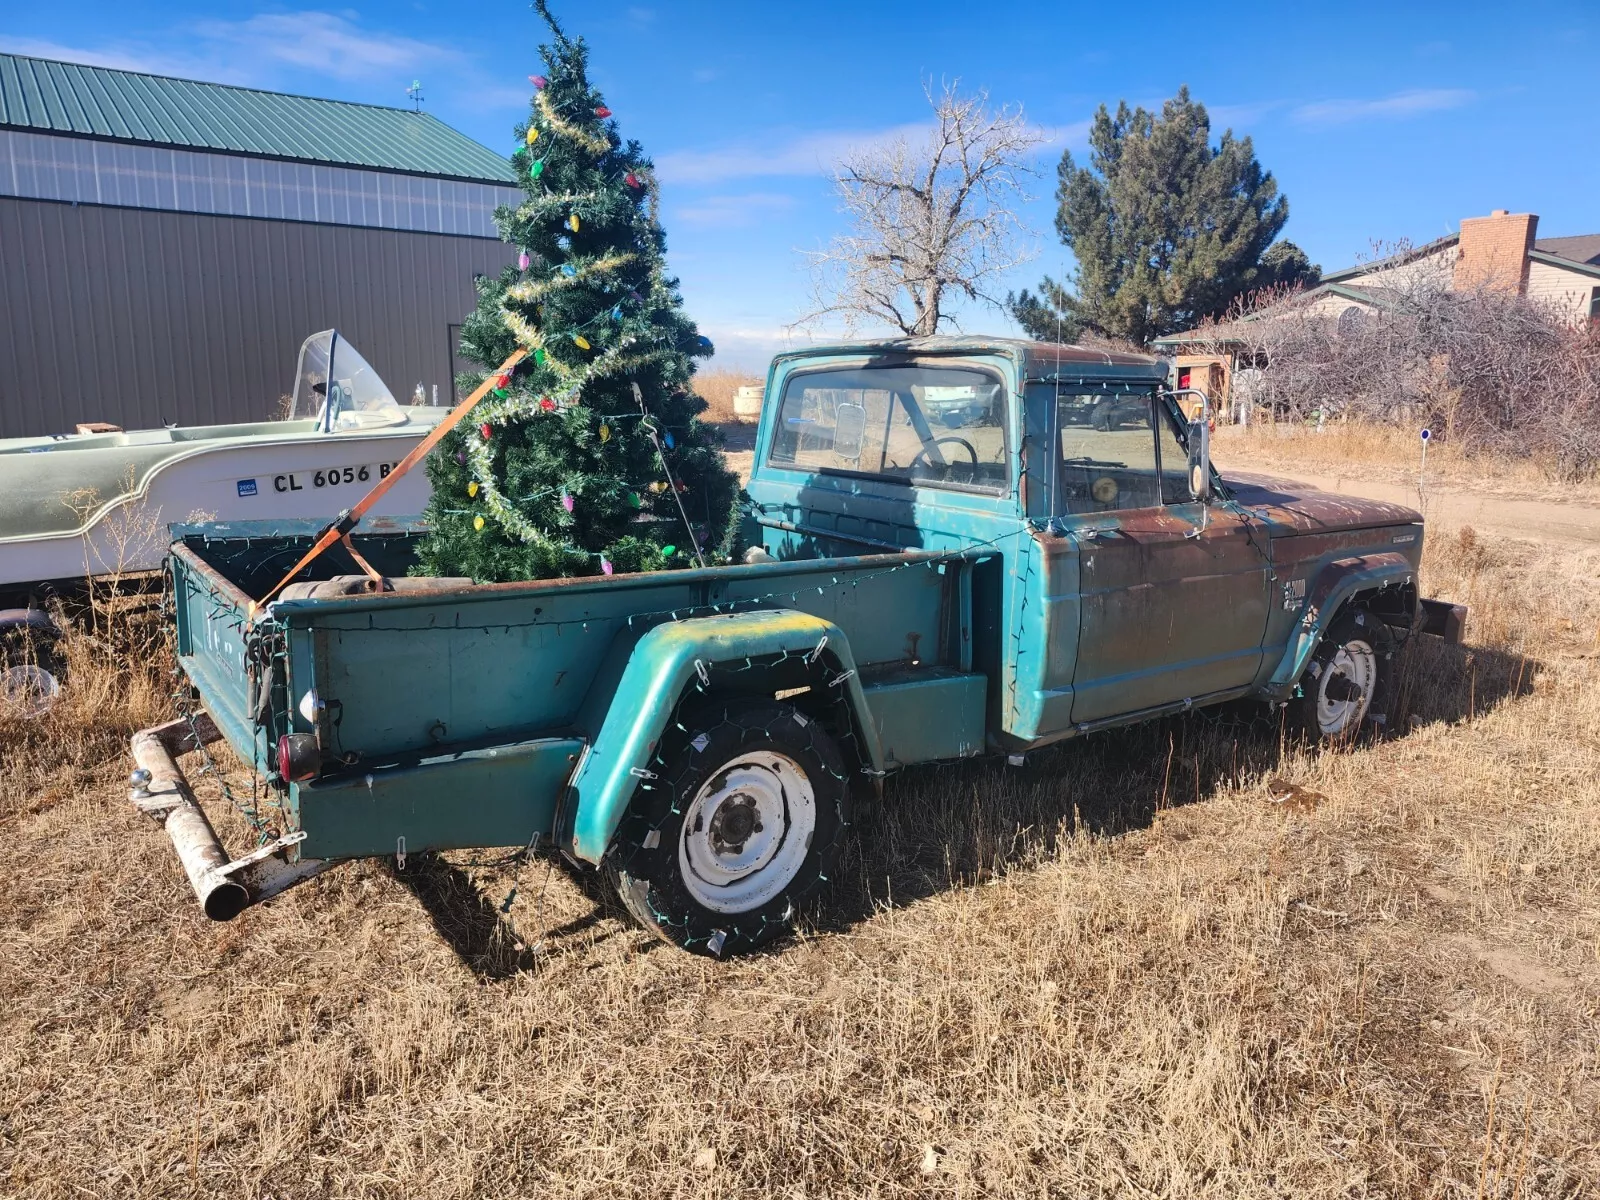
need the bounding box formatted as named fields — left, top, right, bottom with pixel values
left=1, top=664, right=61, bottom=719
left=679, top=752, right=816, bottom=914
left=1315, top=639, right=1376, bottom=736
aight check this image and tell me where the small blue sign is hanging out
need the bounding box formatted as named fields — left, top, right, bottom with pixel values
left=1420, top=429, right=1431, bottom=443
left=237, top=479, right=258, bottom=497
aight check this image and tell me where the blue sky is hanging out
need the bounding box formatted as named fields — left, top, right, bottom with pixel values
left=4, top=1, right=1595, bottom=369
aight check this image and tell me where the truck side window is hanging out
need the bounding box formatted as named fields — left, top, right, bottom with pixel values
left=1055, top=392, right=1160, bottom=513
left=768, top=363, right=1009, bottom=493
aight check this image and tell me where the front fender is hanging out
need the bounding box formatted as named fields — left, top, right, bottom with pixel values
left=565, top=609, right=884, bottom=864
left=1264, top=552, right=1416, bottom=698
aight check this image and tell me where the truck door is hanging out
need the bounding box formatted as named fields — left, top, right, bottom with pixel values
left=1046, top=390, right=1270, bottom=725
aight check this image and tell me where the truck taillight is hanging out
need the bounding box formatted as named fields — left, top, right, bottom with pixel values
left=277, top=733, right=321, bottom=782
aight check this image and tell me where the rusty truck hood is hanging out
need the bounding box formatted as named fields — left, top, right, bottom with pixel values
left=1223, top=471, right=1422, bottom=534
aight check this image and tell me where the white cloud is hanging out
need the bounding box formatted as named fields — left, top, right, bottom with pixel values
left=672, top=192, right=797, bottom=228
left=190, top=12, right=462, bottom=82
left=1291, top=88, right=1475, bottom=126
left=659, top=117, right=1078, bottom=186
left=0, top=35, right=244, bottom=82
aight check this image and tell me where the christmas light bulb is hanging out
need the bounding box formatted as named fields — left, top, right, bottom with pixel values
left=474, top=515, right=486, bottom=531
left=599, top=423, right=610, bottom=442
left=573, top=335, right=591, bottom=350
left=661, top=545, right=676, bottom=557
left=594, top=106, right=611, bottom=118
left=455, top=449, right=467, bottom=465
left=664, top=431, right=676, bottom=449
left=611, top=304, right=622, bottom=321
left=467, top=481, right=479, bottom=498
left=560, top=264, right=577, bottom=278
left=480, top=422, right=493, bottom=440
left=525, top=127, right=539, bottom=145
left=600, top=557, right=613, bottom=576
left=624, top=172, right=641, bottom=189
left=530, top=75, right=547, bottom=89
left=539, top=397, right=555, bottom=412
left=518, top=250, right=530, bottom=270
left=567, top=213, right=580, bottom=232
left=648, top=481, right=668, bottom=494
left=561, top=491, right=574, bottom=513
left=531, top=159, right=545, bottom=178
left=534, top=348, right=547, bottom=365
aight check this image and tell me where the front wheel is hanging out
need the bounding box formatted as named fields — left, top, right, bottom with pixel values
left=1, top=622, right=64, bottom=719
left=1290, top=610, right=1391, bottom=742
left=606, top=700, right=850, bottom=957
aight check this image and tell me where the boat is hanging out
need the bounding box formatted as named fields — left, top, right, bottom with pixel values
left=0, top=331, right=445, bottom=596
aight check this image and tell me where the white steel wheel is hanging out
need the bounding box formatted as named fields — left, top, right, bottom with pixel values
left=678, top=751, right=817, bottom=914
left=1, top=663, right=61, bottom=719
left=1315, top=638, right=1376, bottom=737
left=606, top=699, right=850, bottom=958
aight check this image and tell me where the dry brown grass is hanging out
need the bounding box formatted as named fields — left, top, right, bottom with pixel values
left=1, top=520, right=1597, bottom=1197
left=695, top=369, right=763, bottom=425
left=1215, top=422, right=1600, bottom=507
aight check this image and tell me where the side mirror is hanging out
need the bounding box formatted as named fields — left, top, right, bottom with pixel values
left=1187, top=417, right=1212, bottom=503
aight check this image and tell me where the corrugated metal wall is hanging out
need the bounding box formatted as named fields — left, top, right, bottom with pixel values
left=0, top=196, right=516, bottom=437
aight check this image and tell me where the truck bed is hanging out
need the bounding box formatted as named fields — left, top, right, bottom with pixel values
left=170, top=518, right=992, bottom=859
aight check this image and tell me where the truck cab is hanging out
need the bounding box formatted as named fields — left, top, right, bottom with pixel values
left=742, top=336, right=1426, bottom=749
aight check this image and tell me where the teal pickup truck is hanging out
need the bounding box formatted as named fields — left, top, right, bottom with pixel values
left=133, top=337, right=1463, bottom=957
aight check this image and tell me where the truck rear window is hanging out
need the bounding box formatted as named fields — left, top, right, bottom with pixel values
left=767, top=363, right=1009, bottom=493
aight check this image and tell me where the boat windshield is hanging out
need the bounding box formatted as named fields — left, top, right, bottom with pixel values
left=289, top=331, right=407, bottom=432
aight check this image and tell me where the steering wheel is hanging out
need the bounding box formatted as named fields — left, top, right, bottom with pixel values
left=910, top=436, right=979, bottom=472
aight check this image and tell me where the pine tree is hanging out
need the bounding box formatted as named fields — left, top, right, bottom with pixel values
left=413, top=1, right=737, bottom=582
left=1008, top=88, right=1293, bottom=346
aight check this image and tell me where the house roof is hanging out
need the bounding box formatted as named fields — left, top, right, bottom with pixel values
left=0, top=51, right=517, bottom=183
left=1149, top=282, right=1393, bottom=350
left=1320, top=233, right=1459, bottom=284
left=1535, top=234, right=1600, bottom=266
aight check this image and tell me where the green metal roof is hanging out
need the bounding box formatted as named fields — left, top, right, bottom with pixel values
left=0, top=52, right=516, bottom=183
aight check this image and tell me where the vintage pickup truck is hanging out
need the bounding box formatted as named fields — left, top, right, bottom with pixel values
left=132, top=337, right=1463, bottom=957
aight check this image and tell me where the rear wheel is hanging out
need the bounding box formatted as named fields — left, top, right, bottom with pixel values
left=1290, top=610, right=1391, bottom=742
left=606, top=699, right=850, bottom=957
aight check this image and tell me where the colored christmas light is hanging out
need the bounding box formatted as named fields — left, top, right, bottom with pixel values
left=539, top=397, right=556, bottom=412
left=518, top=250, right=530, bottom=270
left=530, top=75, right=547, bottom=88
left=664, top=431, right=675, bottom=448
left=598, top=423, right=610, bottom=442
left=560, top=264, right=577, bottom=277
left=600, top=557, right=613, bottom=576
left=480, top=422, right=493, bottom=440
left=531, top=159, right=545, bottom=178
left=474, top=515, right=486, bottom=531
left=567, top=213, right=580, bottom=232
left=574, top=335, right=591, bottom=350
left=561, top=491, right=575, bottom=513
left=467, top=481, right=479, bottom=498
left=594, top=106, right=611, bottom=118
left=525, top=128, right=539, bottom=145
left=662, top=545, right=676, bottom=557
left=624, top=172, right=641, bottom=189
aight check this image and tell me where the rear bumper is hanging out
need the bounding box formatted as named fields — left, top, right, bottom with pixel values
left=1418, top=597, right=1468, bottom=644
left=129, top=714, right=328, bottom=920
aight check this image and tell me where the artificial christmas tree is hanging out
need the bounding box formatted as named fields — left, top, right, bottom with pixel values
left=413, top=1, right=737, bottom=582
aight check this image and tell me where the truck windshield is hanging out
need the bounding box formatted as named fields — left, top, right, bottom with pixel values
left=767, top=362, right=1009, bottom=493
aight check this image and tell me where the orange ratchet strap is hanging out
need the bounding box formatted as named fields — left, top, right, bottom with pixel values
left=246, top=347, right=527, bottom=622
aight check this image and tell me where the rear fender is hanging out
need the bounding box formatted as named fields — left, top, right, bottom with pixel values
left=1264, top=552, right=1416, bottom=699
left=565, top=609, right=884, bottom=864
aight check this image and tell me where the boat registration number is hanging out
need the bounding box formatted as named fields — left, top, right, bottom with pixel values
left=271, top=463, right=399, bottom=493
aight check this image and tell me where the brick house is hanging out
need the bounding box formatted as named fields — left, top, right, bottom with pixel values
left=1153, top=210, right=1600, bottom=412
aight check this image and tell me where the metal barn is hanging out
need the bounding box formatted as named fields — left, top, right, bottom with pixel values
left=0, top=53, right=521, bottom=439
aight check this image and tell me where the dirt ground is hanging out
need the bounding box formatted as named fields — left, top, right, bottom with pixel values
left=1, top=446, right=1597, bottom=1198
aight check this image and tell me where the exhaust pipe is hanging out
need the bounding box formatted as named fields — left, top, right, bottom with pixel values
left=129, top=714, right=329, bottom=920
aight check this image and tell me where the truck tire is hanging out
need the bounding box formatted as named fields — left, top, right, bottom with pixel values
left=1, top=617, right=64, bottom=719
left=1290, top=609, right=1392, bottom=743
left=606, top=699, right=850, bottom=957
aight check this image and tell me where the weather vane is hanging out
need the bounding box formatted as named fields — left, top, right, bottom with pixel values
left=406, top=80, right=424, bottom=112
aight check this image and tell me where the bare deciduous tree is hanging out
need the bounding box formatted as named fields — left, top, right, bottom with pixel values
left=800, top=82, right=1043, bottom=337
left=1193, top=277, right=1600, bottom=477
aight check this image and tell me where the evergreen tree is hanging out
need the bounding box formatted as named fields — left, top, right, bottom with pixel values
left=414, top=1, right=737, bottom=582
left=1008, top=87, right=1292, bottom=346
